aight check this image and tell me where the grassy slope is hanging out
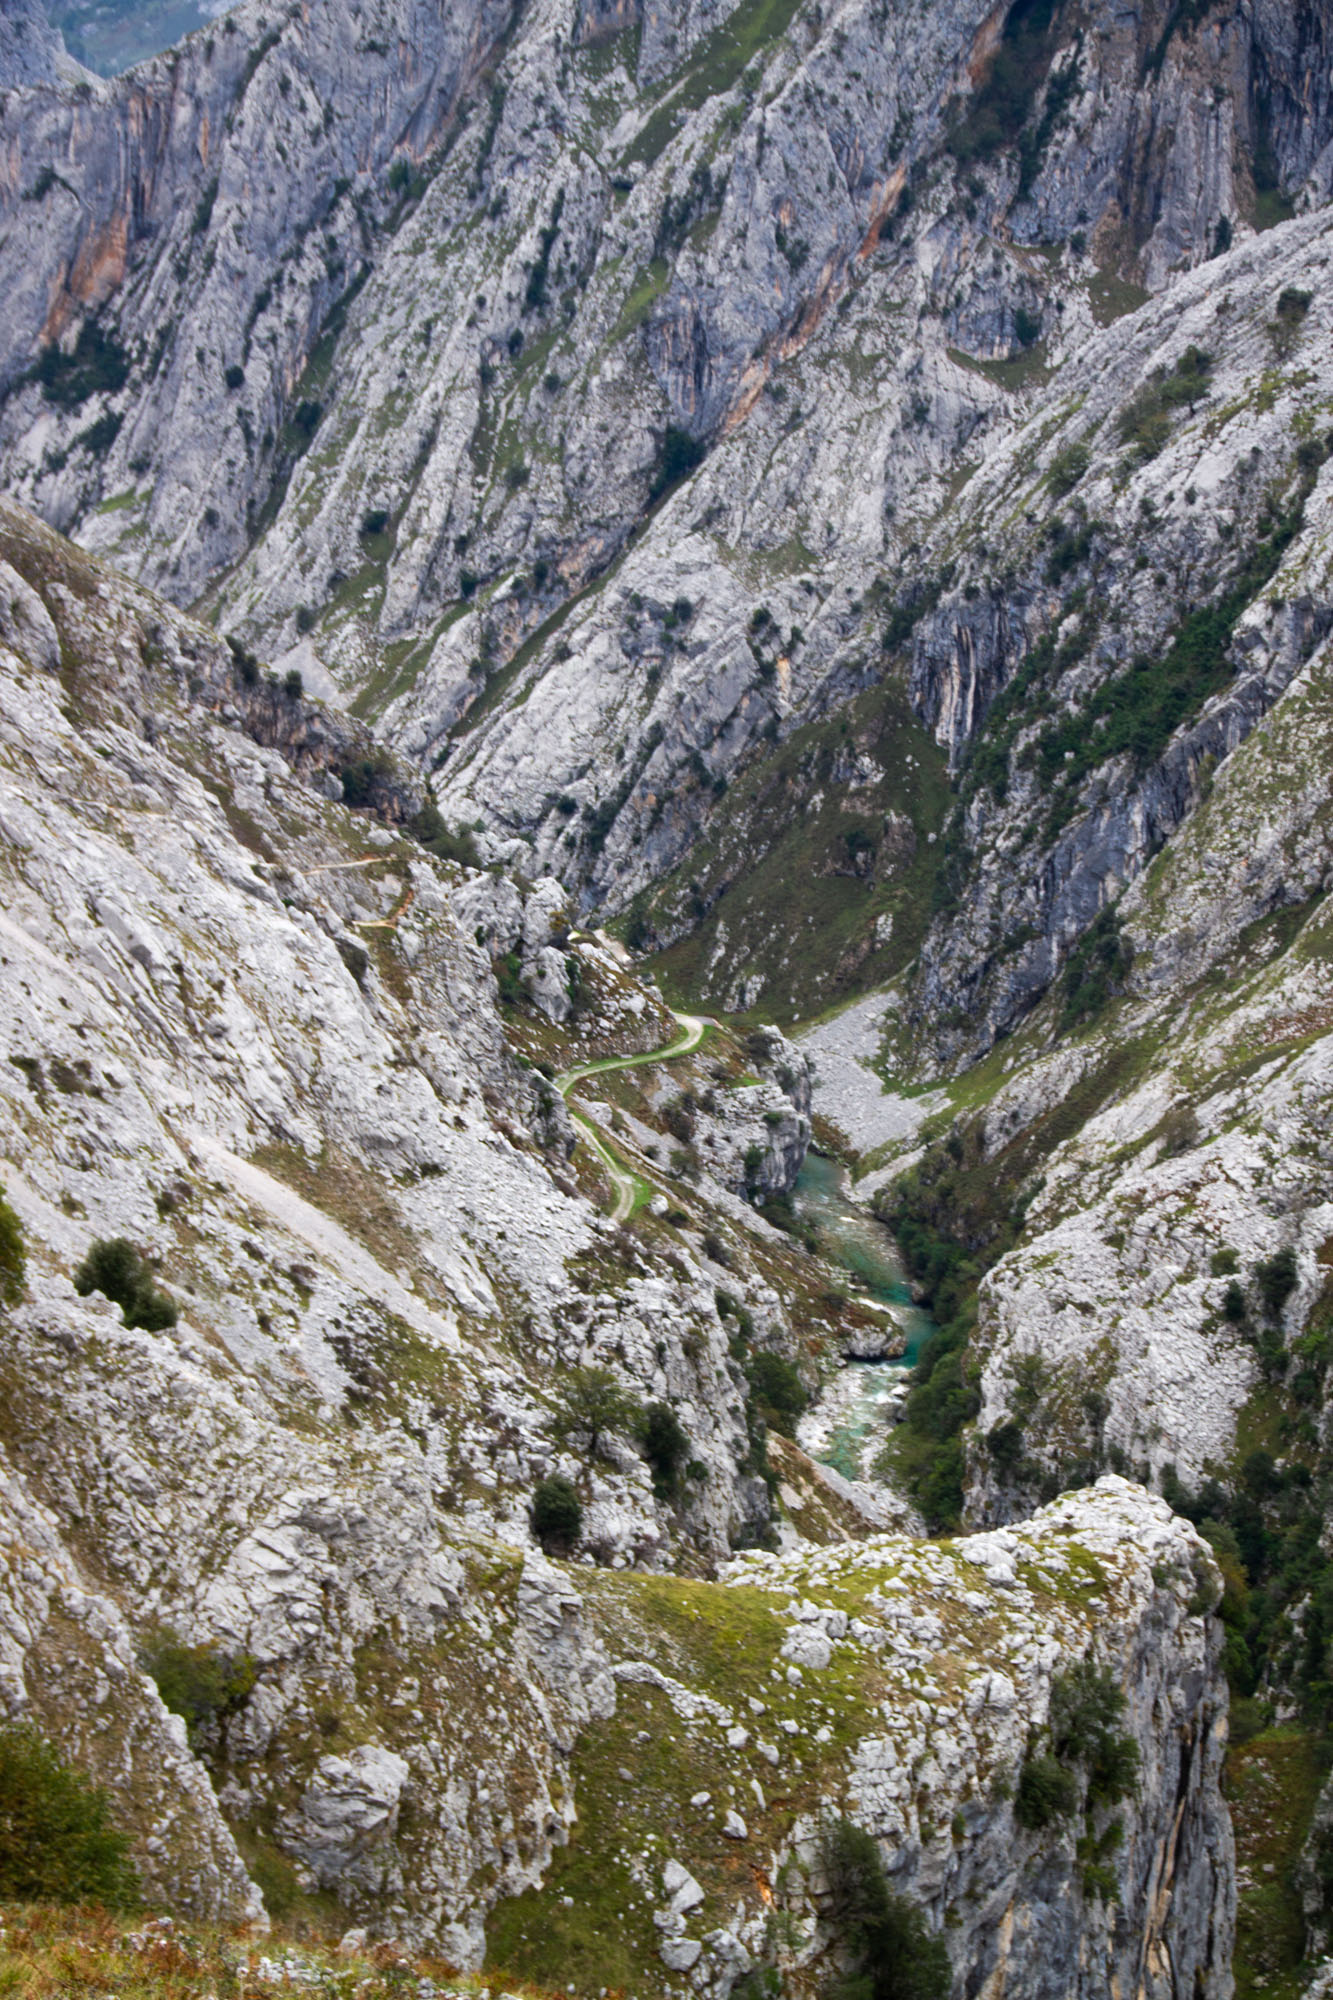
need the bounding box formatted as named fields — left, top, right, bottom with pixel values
left=644, top=678, right=950, bottom=1026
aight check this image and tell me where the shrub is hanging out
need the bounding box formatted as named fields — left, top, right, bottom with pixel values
left=191, top=177, right=219, bottom=235
left=1254, top=1246, right=1298, bottom=1321
left=819, top=1816, right=950, bottom=2000
left=1058, top=905, right=1133, bottom=1032
left=0, top=1724, right=138, bottom=1906
left=986, top=1418, right=1025, bottom=1470
left=1117, top=346, right=1212, bottom=462
left=140, top=1630, right=256, bottom=1751
left=283, top=668, right=303, bottom=698
left=1270, top=286, right=1312, bottom=357
left=227, top=634, right=261, bottom=686
left=33, top=321, right=130, bottom=409
left=0, top=1184, right=24, bottom=1307
left=73, top=1237, right=177, bottom=1331
left=1014, top=1751, right=1078, bottom=1828
left=360, top=508, right=390, bottom=537
left=337, top=747, right=395, bottom=807
left=76, top=411, right=123, bottom=459
left=1048, top=439, right=1090, bottom=496
left=1048, top=1658, right=1139, bottom=1803
left=649, top=425, right=705, bottom=500
left=745, top=1352, right=807, bottom=1436
left=224, top=363, right=245, bottom=390
left=410, top=798, right=481, bottom=868
left=639, top=1401, right=690, bottom=1496
left=531, top=1474, right=582, bottom=1549
left=549, top=1366, right=642, bottom=1462
left=523, top=191, right=564, bottom=314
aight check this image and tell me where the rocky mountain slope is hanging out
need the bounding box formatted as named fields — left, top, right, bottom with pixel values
left=8, top=0, right=1333, bottom=1985
left=0, top=492, right=1237, bottom=1992
left=1, top=0, right=1330, bottom=1046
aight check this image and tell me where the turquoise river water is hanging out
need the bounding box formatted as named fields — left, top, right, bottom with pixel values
left=790, top=1151, right=936, bottom=1483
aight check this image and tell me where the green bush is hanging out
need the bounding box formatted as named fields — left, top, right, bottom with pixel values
left=76, top=411, right=122, bottom=460
left=140, top=1631, right=256, bottom=1751
left=1254, top=1246, right=1298, bottom=1322
left=531, top=1474, right=582, bottom=1550
left=1048, top=440, right=1091, bottom=497
left=649, top=426, right=705, bottom=500
left=1048, top=1658, right=1139, bottom=1804
left=524, top=191, right=564, bottom=314
left=639, top=1401, right=690, bottom=1497
left=1116, top=345, right=1212, bottom=461
left=33, top=321, right=130, bottom=409
left=493, top=949, right=527, bottom=1008
left=944, top=0, right=1059, bottom=173
left=549, top=1366, right=642, bottom=1462
left=338, top=747, right=396, bottom=807
left=819, top=1816, right=950, bottom=2000
left=1014, top=1751, right=1077, bottom=1828
left=0, top=1184, right=24, bottom=1307
left=0, top=1724, right=138, bottom=1906
left=745, top=1352, right=807, bottom=1436
left=73, top=1237, right=177, bottom=1331
left=1058, top=905, right=1133, bottom=1032
left=410, top=798, right=481, bottom=869
left=986, top=1418, right=1025, bottom=1470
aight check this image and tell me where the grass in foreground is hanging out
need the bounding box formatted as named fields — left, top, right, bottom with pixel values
left=0, top=1905, right=549, bottom=2000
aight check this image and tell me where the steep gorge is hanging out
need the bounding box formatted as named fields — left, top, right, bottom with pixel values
left=2, top=0, right=1333, bottom=1989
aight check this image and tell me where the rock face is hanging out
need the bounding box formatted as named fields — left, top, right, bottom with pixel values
left=0, top=0, right=86, bottom=88
left=0, top=494, right=824, bottom=1949
left=497, top=1478, right=1234, bottom=2000
left=1, top=0, right=1332, bottom=1054
left=684, top=1025, right=813, bottom=1199
left=0, top=489, right=1237, bottom=1993
left=2, top=0, right=1313, bottom=1975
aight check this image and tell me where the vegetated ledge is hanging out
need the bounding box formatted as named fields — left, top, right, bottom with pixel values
left=483, top=1477, right=1231, bottom=2000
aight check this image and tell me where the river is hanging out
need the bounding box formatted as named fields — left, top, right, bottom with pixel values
left=790, top=1151, right=935, bottom=1484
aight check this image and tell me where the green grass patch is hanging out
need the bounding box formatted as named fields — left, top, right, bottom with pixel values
left=642, top=679, right=950, bottom=1025
left=1087, top=269, right=1149, bottom=327
left=608, top=258, right=671, bottom=345
left=947, top=344, right=1053, bottom=395
left=622, top=0, right=802, bottom=168
left=1228, top=1729, right=1323, bottom=2000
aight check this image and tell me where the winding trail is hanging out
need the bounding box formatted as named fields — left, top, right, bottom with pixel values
left=556, top=1011, right=709, bottom=1222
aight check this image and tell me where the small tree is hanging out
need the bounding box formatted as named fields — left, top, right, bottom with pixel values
left=1014, top=1752, right=1077, bottom=1829
left=549, top=1366, right=642, bottom=1462
left=746, top=1353, right=808, bottom=1437
left=531, top=1475, right=582, bottom=1551
left=818, top=1816, right=950, bottom=2000
left=139, top=1630, right=256, bottom=1753
left=74, top=1237, right=177, bottom=1331
left=1254, top=1246, right=1298, bottom=1322
left=0, top=1724, right=138, bottom=1906
left=639, top=1401, right=690, bottom=1497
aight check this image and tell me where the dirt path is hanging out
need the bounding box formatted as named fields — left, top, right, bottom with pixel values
left=556, top=1011, right=710, bottom=1221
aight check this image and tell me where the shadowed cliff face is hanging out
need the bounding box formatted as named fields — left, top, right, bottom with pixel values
left=2, top=0, right=1332, bottom=1068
